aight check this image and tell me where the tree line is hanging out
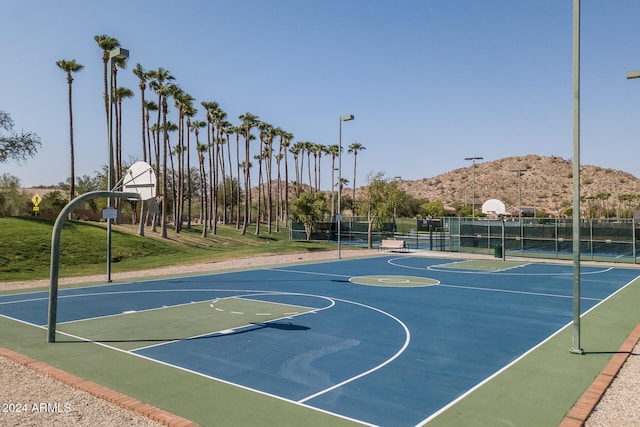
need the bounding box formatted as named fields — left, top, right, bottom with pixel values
left=51, top=34, right=373, bottom=238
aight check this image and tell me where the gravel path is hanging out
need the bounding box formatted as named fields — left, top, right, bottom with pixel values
left=583, top=340, right=640, bottom=426
left=1, top=249, right=638, bottom=426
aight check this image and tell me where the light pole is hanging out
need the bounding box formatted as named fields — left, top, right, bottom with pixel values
left=331, top=167, right=338, bottom=218
left=107, top=47, right=129, bottom=282
left=627, top=70, right=640, bottom=80
left=337, top=114, right=354, bottom=259
left=628, top=69, right=640, bottom=264
left=464, top=157, right=483, bottom=219
left=627, top=71, right=640, bottom=223
left=570, top=0, right=583, bottom=355
left=533, top=184, right=537, bottom=218
left=512, top=169, right=526, bottom=219
left=612, top=180, right=620, bottom=222
left=393, top=176, right=401, bottom=236
left=513, top=169, right=526, bottom=253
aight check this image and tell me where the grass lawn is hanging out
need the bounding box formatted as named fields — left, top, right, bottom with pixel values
left=0, top=217, right=341, bottom=282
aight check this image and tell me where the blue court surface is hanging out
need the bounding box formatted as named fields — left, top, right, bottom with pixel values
left=1, top=255, right=638, bottom=426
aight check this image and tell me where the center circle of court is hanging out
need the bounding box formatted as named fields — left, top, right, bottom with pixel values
left=350, top=275, right=439, bottom=287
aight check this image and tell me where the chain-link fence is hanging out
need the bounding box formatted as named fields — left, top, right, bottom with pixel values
left=290, top=216, right=640, bottom=263
left=444, top=217, right=639, bottom=263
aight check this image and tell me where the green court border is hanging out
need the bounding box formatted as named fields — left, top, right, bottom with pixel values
left=1, top=256, right=639, bottom=426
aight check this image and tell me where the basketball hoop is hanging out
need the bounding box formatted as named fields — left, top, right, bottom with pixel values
left=482, top=199, right=506, bottom=216
left=122, top=161, right=157, bottom=201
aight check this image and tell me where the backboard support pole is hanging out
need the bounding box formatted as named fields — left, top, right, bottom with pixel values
left=47, top=190, right=138, bottom=343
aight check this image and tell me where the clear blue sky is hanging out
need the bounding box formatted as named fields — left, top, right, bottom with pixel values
left=2, top=1, right=640, bottom=189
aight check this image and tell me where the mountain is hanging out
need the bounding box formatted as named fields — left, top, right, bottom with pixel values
left=392, top=154, right=640, bottom=215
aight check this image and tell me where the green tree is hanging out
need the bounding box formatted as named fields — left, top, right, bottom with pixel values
left=290, top=190, right=328, bottom=240
left=0, top=173, right=28, bottom=216
left=0, top=111, right=41, bottom=164
left=56, top=59, right=84, bottom=203
left=76, top=174, right=101, bottom=214
left=362, top=172, right=400, bottom=249
left=40, top=190, right=67, bottom=218
left=455, top=203, right=473, bottom=217
left=419, top=200, right=445, bottom=217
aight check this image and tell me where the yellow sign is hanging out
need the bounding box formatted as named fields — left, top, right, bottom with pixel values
left=31, top=194, right=42, bottom=207
left=33, top=206, right=39, bottom=212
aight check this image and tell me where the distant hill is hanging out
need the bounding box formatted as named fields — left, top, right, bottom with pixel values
left=389, top=154, right=640, bottom=215
left=21, top=155, right=640, bottom=217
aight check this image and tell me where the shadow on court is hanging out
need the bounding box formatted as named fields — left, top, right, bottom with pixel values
left=53, top=321, right=311, bottom=345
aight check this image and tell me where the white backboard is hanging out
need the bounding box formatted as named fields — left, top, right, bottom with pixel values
left=482, top=198, right=506, bottom=215
left=122, top=161, right=157, bottom=201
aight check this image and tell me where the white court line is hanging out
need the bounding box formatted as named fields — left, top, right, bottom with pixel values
left=129, top=293, right=336, bottom=352
left=417, top=273, right=640, bottom=426
left=266, top=267, right=351, bottom=279
left=298, top=296, right=410, bottom=404
left=47, top=325, right=374, bottom=427
left=436, top=283, right=603, bottom=301
left=387, top=256, right=614, bottom=276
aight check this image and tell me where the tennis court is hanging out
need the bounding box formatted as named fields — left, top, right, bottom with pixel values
left=1, top=254, right=639, bottom=426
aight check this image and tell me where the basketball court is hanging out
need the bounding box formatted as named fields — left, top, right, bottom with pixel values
left=2, top=253, right=640, bottom=426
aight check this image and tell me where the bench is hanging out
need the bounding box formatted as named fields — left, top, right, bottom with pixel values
left=378, top=239, right=408, bottom=252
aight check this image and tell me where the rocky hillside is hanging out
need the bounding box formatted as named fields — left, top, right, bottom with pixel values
left=392, top=154, right=640, bottom=215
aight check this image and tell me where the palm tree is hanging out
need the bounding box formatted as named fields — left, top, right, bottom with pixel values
left=348, top=142, right=366, bottom=208
left=195, top=139, right=208, bottom=237
left=165, top=121, right=180, bottom=220
left=201, top=102, right=220, bottom=233
left=273, top=127, right=285, bottom=229
left=132, top=64, right=149, bottom=162
left=173, top=89, right=194, bottom=233
left=258, top=121, right=274, bottom=233
left=109, top=54, right=128, bottom=224
left=183, top=103, right=197, bottom=229
left=114, top=86, right=133, bottom=187
left=289, top=142, right=303, bottom=196
left=274, top=151, right=283, bottom=230
left=56, top=59, right=84, bottom=206
left=94, top=35, right=120, bottom=122
left=144, top=100, right=158, bottom=169
left=132, top=63, right=150, bottom=236
left=220, top=120, right=233, bottom=223
left=254, top=150, right=266, bottom=235
left=238, top=112, right=259, bottom=234
left=212, top=108, right=228, bottom=230
left=228, top=125, right=243, bottom=228
left=190, top=120, right=209, bottom=222
left=311, top=143, right=325, bottom=192
left=304, top=141, right=313, bottom=192
left=158, top=83, right=178, bottom=238
left=148, top=68, right=175, bottom=235
left=281, top=131, right=294, bottom=224
left=325, top=144, right=341, bottom=216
